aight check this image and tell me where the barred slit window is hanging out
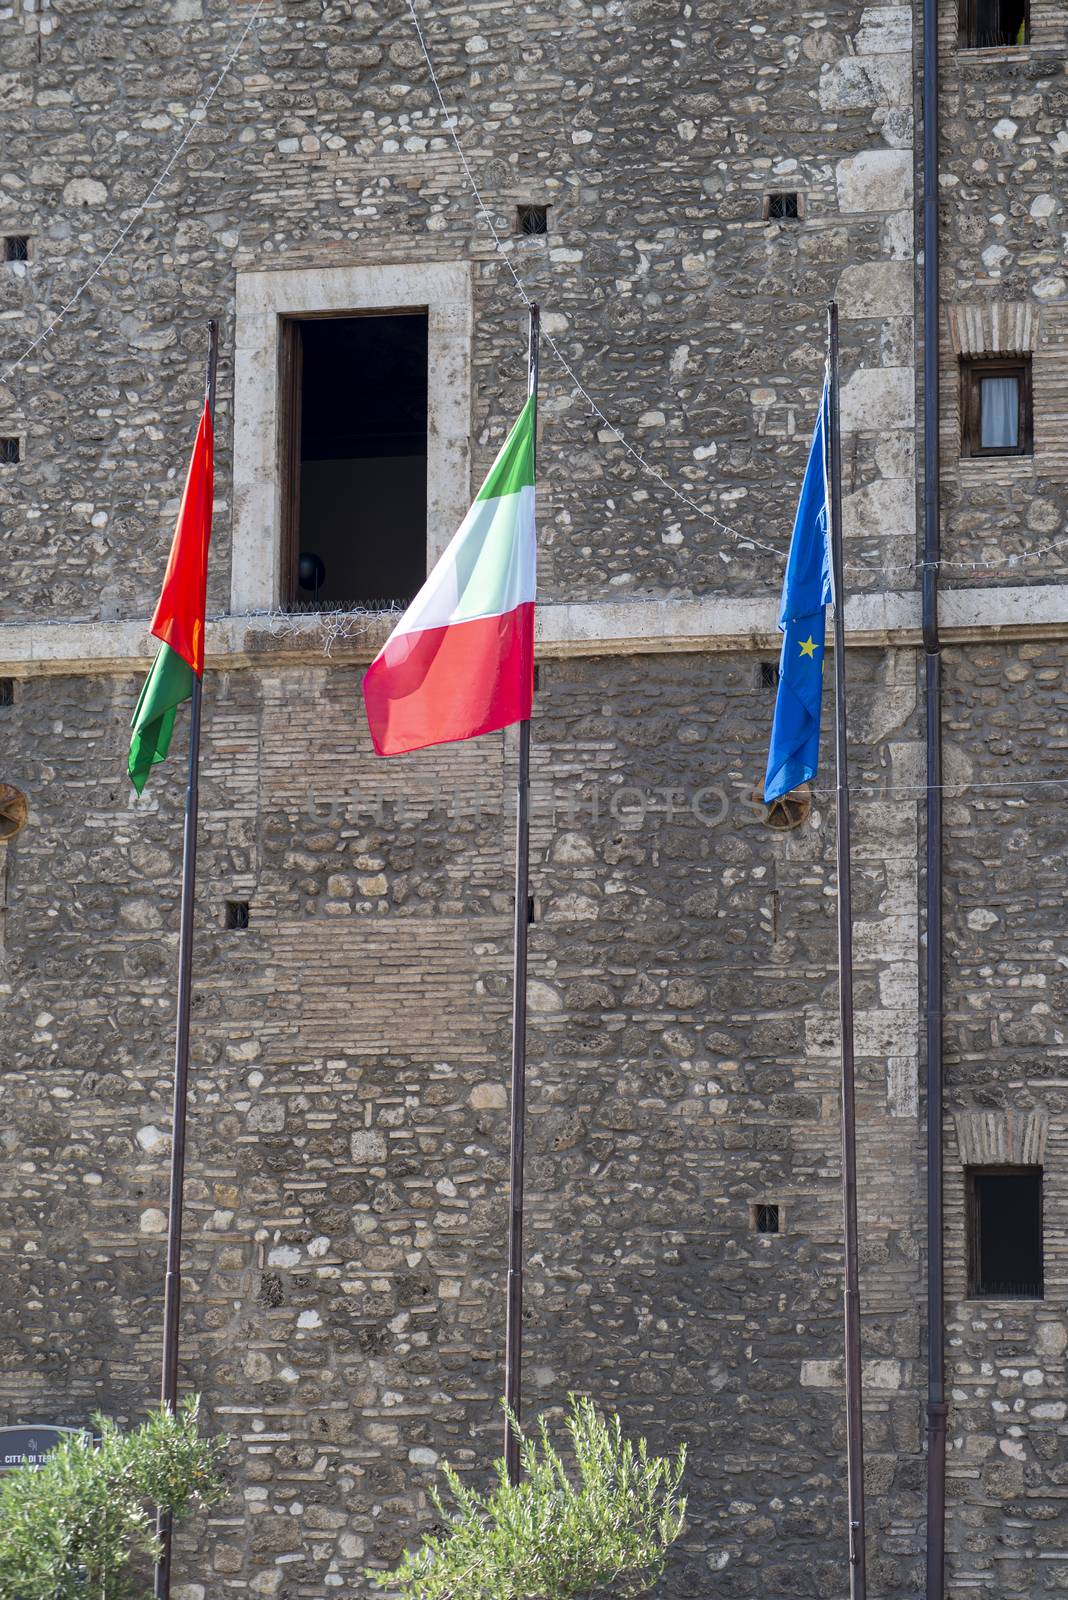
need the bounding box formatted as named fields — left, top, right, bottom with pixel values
left=755, top=1203, right=780, bottom=1235
left=960, top=356, right=1032, bottom=458
left=517, top=204, right=549, bottom=236
left=960, top=0, right=1028, bottom=46
left=0, top=438, right=20, bottom=464
left=966, top=1167, right=1043, bottom=1298
left=3, top=236, right=29, bottom=263
left=224, top=900, right=250, bottom=930
left=764, top=192, right=799, bottom=221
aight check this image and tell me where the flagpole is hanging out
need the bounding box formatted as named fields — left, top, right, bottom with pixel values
left=504, top=303, right=540, bottom=1485
left=827, top=301, right=867, bottom=1599
left=154, top=318, right=218, bottom=1600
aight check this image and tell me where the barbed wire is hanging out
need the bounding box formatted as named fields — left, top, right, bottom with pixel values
left=0, top=0, right=267, bottom=387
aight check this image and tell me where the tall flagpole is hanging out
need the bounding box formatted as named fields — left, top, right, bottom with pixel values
left=504, top=303, right=540, bottom=1485
left=154, top=319, right=218, bottom=1600
left=827, top=301, right=867, bottom=1600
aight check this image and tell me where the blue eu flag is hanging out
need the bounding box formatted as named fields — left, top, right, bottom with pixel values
left=764, top=383, right=832, bottom=804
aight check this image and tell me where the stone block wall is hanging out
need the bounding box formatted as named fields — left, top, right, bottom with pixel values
left=0, top=644, right=926, bottom=1596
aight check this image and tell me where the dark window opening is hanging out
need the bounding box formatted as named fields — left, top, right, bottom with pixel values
left=765, top=192, right=800, bottom=221
left=961, top=356, right=1032, bottom=458
left=3, top=236, right=29, bottom=262
left=755, top=1204, right=780, bottom=1235
left=517, top=204, right=549, bottom=236
left=0, top=679, right=13, bottom=707
left=760, top=661, right=781, bottom=691
left=282, top=312, right=428, bottom=610
left=960, top=0, right=1028, bottom=46
left=224, top=900, right=250, bottom=930
left=967, top=1167, right=1043, bottom=1298
left=0, top=438, right=19, bottom=464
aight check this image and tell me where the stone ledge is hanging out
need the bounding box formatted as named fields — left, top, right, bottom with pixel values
left=1, top=585, right=1068, bottom=675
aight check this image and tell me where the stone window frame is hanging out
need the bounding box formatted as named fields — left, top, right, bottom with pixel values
left=232, top=262, right=472, bottom=615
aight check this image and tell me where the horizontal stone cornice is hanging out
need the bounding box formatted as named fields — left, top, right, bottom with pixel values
left=1, top=585, right=1068, bottom=674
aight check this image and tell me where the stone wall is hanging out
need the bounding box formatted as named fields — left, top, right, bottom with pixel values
left=941, top=639, right=1068, bottom=1598
left=0, top=0, right=916, bottom=617
left=0, top=645, right=926, bottom=1596
left=15, top=0, right=1068, bottom=1597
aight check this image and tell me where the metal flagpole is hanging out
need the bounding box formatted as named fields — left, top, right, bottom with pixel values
left=154, top=319, right=218, bottom=1600
left=504, top=302, right=540, bottom=1485
left=827, top=301, right=867, bottom=1600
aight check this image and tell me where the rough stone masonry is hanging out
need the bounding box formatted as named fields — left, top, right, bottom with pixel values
left=0, top=1, right=1065, bottom=1596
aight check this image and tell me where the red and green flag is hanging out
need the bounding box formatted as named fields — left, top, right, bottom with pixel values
left=362, top=395, right=536, bottom=756
left=128, top=403, right=214, bottom=794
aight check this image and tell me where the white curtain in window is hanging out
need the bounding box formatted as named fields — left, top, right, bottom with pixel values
left=980, top=376, right=1019, bottom=449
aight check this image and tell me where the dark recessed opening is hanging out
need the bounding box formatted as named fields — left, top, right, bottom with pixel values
left=765, top=192, right=799, bottom=221
left=760, top=661, right=781, bottom=690
left=3, top=236, right=29, bottom=262
left=960, top=0, right=1028, bottom=46
left=967, top=1167, right=1043, bottom=1298
left=755, top=1204, right=780, bottom=1235
left=283, top=312, right=428, bottom=610
left=0, top=679, right=13, bottom=707
left=224, top=900, right=250, bottom=930
left=0, top=438, right=20, bottom=464
left=517, top=204, right=549, bottom=236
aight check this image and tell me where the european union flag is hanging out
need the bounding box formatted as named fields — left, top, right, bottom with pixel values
left=764, top=383, right=832, bottom=804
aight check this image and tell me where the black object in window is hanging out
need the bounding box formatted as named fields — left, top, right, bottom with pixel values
left=281, top=312, right=428, bottom=610
left=961, top=356, right=1032, bottom=457
left=3, top=236, right=29, bottom=262
left=765, top=193, right=799, bottom=221
left=0, top=438, right=20, bottom=464
left=760, top=661, right=781, bottom=690
left=960, top=0, right=1028, bottom=46
left=967, top=1167, right=1043, bottom=1298
left=517, top=204, right=549, bottom=236
left=224, top=900, right=250, bottom=930
left=755, top=1204, right=780, bottom=1235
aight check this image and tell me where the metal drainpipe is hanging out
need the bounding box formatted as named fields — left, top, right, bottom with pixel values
left=922, top=0, right=946, bottom=1593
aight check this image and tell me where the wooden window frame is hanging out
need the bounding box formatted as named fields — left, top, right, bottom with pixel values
left=965, top=1164, right=1044, bottom=1300
left=958, top=0, right=1030, bottom=48
left=960, top=355, right=1032, bottom=458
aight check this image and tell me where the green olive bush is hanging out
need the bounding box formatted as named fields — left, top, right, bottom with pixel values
left=0, top=1398, right=226, bottom=1600
left=373, top=1395, right=687, bottom=1600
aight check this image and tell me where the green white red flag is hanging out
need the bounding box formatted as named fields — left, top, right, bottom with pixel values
left=128, top=402, right=214, bottom=794
left=362, top=395, right=536, bottom=756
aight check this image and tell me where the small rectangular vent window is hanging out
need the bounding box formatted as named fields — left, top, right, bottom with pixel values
left=0, top=679, right=13, bottom=707
left=3, top=236, right=29, bottom=262
left=967, top=1167, right=1042, bottom=1298
left=760, top=662, right=780, bottom=690
left=960, top=0, right=1028, bottom=47
left=755, top=1204, right=780, bottom=1235
left=0, top=438, right=20, bottom=464
left=517, top=204, right=549, bottom=236
left=765, top=193, right=799, bottom=221
left=224, top=900, right=250, bottom=930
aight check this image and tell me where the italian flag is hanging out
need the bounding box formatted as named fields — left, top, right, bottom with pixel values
left=362, top=395, right=536, bottom=757
left=128, top=403, right=214, bottom=794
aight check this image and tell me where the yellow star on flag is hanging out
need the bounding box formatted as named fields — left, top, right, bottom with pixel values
left=799, top=636, right=816, bottom=659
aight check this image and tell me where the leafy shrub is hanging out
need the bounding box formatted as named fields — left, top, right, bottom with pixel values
left=0, top=1398, right=227, bottom=1600
left=372, top=1395, right=687, bottom=1599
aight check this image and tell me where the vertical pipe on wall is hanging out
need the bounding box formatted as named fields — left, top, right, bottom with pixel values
left=921, top=0, right=947, bottom=1592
